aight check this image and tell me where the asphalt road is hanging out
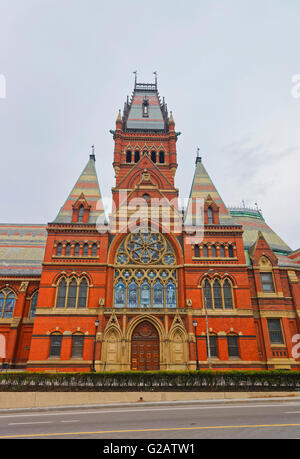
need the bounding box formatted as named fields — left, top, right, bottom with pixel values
left=0, top=399, right=300, bottom=440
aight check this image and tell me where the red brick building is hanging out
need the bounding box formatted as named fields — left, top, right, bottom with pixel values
left=1, top=78, right=300, bottom=372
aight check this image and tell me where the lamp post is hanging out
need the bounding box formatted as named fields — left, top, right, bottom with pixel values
left=203, top=268, right=214, bottom=370
left=90, top=319, right=100, bottom=373
left=192, top=319, right=200, bottom=370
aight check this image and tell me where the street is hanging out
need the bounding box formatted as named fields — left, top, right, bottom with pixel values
left=0, top=399, right=300, bottom=439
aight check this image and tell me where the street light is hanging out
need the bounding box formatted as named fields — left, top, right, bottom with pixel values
left=193, top=319, right=200, bottom=370
left=90, top=319, right=100, bottom=373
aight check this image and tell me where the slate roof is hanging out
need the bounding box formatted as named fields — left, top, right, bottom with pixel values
left=0, top=224, right=46, bottom=276
left=185, top=157, right=238, bottom=226
left=124, top=82, right=168, bottom=131
left=53, top=156, right=105, bottom=224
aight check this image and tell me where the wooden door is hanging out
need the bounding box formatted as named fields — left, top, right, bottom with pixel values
left=131, top=321, right=160, bottom=371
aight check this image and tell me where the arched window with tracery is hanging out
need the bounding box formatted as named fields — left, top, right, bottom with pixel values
left=223, top=279, right=234, bottom=309
left=213, top=279, right=222, bottom=309
left=203, top=277, right=235, bottom=310
left=56, top=276, right=88, bottom=309
left=0, top=289, right=16, bottom=319
left=29, top=291, right=39, bottom=318
left=114, top=231, right=177, bottom=309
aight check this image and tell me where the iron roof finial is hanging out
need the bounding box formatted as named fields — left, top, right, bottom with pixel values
left=153, top=71, right=158, bottom=87
left=133, top=70, right=137, bottom=88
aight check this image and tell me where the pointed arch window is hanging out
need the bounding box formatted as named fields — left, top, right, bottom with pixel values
left=56, top=278, right=67, bottom=308
left=159, top=151, right=165, bottom=164
left=203, top=245, right=208, bottom=257
left=92, top=243, right=97, bottom=257
left=78, top=278, right=88, bottom=308
left=128, top=280, right=139, bottom=308
left=220, top=245, right=225, bottom=258
left=194, top=245, right=200, bottom=258
left=151, top=151, right=157, bottom=163
left=223, top=279, right=233, bottom=309
left=211, top=245, right=217, bottom=257
left=134, top=150, right=140, bottom=163
left=65, top=243, right=71, bottom=256
left=74, top=243, right=80, bottom=256
left=29, top=291, right=39, bottom=318
left=126, top=150, right=132, bottom=163
left=203, top=280, right=212, bottom=309
left=213, top=280, right=222, bottom=309
left=78, top=205, right=84, bottom=223
left=83, top=243, right=89, bottom=257
left=153, top=280, right=164, bottom=308
left=228, top=245, right=234, bottom=258
left=56, top=243, right=62, bottom=256
left=0, top=289, right=16, bottom=319
left=140, top=281, right=151, bottom=308
left=166, top=281, right=176, bottom=308
left=114, top=280, right=126, bottom=308
left=67, top=279, right=77, bottom=308
left=208, top=206, right=214, bottom=224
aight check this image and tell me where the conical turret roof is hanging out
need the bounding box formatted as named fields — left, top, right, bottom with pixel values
left=53, top=156, right=105, bottom=224
left=185, top=157, right=237, bottom=226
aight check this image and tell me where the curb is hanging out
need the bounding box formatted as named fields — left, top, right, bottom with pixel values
left=1, top=395, right=300, bottom=414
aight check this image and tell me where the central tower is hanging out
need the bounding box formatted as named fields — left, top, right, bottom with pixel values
left=111, top=77, right=180, bottom=223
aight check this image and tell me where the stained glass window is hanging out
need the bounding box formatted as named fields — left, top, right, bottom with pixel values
left=153, top=281, right=164, bottom=308
left=114, top=281, right=125, bottom=308
left=114, top=232, right=177, bottom=309
left=140, top=281, right=151, bottom=308
left=30, top=291, right=39, bottom=318
left=166, top=281, right=176, bottom=308
left=3, top=292, right=16, bottom=318
left=128, top=280, right=138, bottom=308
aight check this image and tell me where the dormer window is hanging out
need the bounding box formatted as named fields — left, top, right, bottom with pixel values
left=78, top=205, right=84, bottom=223
left=142, top=98, right=149, bottom=117
left=208, top=206, right=214, bottom=224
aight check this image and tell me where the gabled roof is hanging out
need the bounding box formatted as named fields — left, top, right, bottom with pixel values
left=53, top=156, right=106, bottom=224
left=185, top=157, right=237, bottom=226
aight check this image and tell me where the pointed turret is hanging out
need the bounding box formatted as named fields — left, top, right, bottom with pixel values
left=185, top=155, right=236, bottom=226
left=53, top=155, right=105, bottom=224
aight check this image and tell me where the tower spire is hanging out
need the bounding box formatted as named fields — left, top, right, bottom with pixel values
left=90, top=144, right=96, bottom=161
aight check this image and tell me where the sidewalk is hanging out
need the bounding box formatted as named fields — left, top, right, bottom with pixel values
left=0, top=391, right=300, bottom=412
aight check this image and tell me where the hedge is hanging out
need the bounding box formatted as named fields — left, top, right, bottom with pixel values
left=0, top=370, right=300, bottom=392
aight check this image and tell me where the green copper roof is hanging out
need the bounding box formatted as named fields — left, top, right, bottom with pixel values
left=229, top=208, right=292, bottom=254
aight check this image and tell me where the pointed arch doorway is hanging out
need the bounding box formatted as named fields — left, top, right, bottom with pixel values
left=131, top=321, right=160, bottom=371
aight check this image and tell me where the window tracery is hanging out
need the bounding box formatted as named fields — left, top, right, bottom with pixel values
left=114, top=231, right=177, bottom=309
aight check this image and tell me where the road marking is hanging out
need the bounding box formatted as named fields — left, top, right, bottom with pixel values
left=60, top=420, right=80, bottom=423
left=1, top=423, right=300, bottom=438
left=0, top=403, right=299, bottom=419
left=8, top=421, right=52, bottom=426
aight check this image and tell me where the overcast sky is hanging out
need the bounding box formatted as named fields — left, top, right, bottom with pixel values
left=0, top=0, right=299, bottom=250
